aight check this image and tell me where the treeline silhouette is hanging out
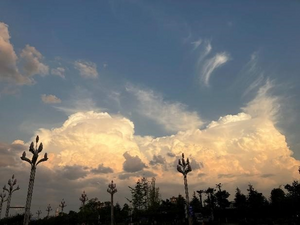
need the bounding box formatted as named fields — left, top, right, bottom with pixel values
left=1, top=177, right=300, bottom=225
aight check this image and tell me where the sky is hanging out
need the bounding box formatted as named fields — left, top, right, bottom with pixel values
left=0, top=0, right=300, bottom=219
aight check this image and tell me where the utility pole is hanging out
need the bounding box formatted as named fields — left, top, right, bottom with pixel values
left=3, top=175, right=20, bottom=218
left=46, top=204, right=52, bottom=218
left=177, top=153, right=192, bottom=225
left=36, top=209, right=42, bottom=219
left=0, top=188, right=7, bottom=219
left=59, top=199, right=66, bottom=213
left=80, top=191, right=88, bottom=207
left=21, top=135, right=48, bottom=225
left=107, top=180, right=117, bottom=225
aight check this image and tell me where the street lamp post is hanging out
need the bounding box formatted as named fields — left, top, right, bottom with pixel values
left=36, top=209, right=42, bottom=219
left=80, top=191, right=88, bottom=207
left=177, top=153, right=192, bottom=225
left=21, top=135, right=48, bottom=225
left=46, top=204, right=52, bottom=218
left=107, top=180, right=117, bottom=225
left=3, top=175, right=20, bottom=218
left=0, top=189, right=7, bottom=219
left=59, top=199, right=66, bottom=213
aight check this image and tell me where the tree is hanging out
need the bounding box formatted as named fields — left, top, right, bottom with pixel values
left=234, top=188, right=247, bottom=209
left=215, top=183, right=230, bottom=209
left=196, top=190, right=204, bottom=208
left=129, top=177, right=161, bottom=212
left=234, top=188, right=247, bottom=219
left=148, top=177, right=161, bottom=210
left=285, top=181, right=300, bottom=216
left=205, top=187, right=216, bottom=221
left=270, top=187, right=286, bottom=218
left=246, top=184, right=268, bottom=218
left=129, top=177, right=149, bottom=210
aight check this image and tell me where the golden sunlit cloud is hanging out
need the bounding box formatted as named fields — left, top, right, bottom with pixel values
left=28, top=82, right=299, bottom=199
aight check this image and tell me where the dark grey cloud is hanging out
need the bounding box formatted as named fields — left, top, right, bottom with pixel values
left=260, top=173, right=275, bottom=178
left=167, top=152, right=175, bottom=157
left=150, top=155, right=166, bottom=165
left=190, top=159, right=204, bottom=170
left=0, top=141, right=26, bottom=167
left=60, top=165, right=88, bottom=180
left=123, top=152, right=146, bottom=172
left=118, top=170, right=157, bottom=180
left=218, top=174, right=236, bottom=179
left=91, top=163, right=114, bottom=174
left=198, top=173, right=207, bottom=178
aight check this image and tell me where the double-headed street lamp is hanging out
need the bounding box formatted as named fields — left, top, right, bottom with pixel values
left=107, top=180, right=117, bottom=225
left=21, top=135, right=48, bottom=225
left=3, top=175, right=20, bottom=218
left=177, top=153, right=192, bottom=225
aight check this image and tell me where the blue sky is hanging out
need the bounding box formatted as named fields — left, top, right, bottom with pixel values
left=0, top=0, right=300, bottom=216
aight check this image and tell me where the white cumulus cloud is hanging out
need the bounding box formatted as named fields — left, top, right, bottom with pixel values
left=41, top=94, right=62, bottom=104
left=51, top=67, right=65, bottom=79
left=0, top=81, right=298, bottom=213
left=74, top=60, right=98, bottom=79
left=0, top=22, right=49, bottom=87
left=20, top=45, right=49, bottom=77
left=0, top=22, right=29, bottom=85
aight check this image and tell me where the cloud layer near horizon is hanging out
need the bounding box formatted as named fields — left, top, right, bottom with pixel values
left=20, top=82, right=297, bottom=203
left=0, top=81, right=298, bottom=214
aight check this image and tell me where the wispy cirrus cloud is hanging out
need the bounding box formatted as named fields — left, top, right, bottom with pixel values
left=201, top=52, right=230, bottom=86
left=74, top=60, right=98, bottom=79
left=191, top=38, right=229, bottom=87
left=126, top=85, right=203, bottom=132
left=41, top=94, right=62, bottom=104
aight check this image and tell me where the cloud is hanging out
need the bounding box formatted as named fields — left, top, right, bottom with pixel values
left=91, top=163, right=114, bottom=174
left=150, top=155, right=166, bottom=165
left=74, top=60, right=98, bottom=79
left=191, top=39, right=202, bottom=51
left=41, top=94, right=62, bottom=104
left=0, top=141, right=26, bottom=167
left=60, top=165, right=88, bottom=180
left=127, top=85, right=203, bottom=132
left=207, top=112, right=251, bottom=129
left=242, top=79, right=279, bottom=121
left=123, top=152, right=147, bottom=172
left=0, top=22, right=49, bottom=87
left=0, top=22, right=29, bottom=85
left=1, top=82, right=299, bottom=213
left=20, top=45, right=49, bottom=77
left=51, top=67, right=65, bottom=79
left=201, top=52, right=230, bottom=86
left=196, top=40, right=212, bottom=64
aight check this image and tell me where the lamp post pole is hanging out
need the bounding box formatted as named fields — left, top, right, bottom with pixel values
left=59, top=199, right=66, bottom=213
left=107, top=180, right=117, bottom=225
left=21, top=135, right=48, bottom=225
left=80, top=191, right=88, bottom=207
left=0, top=188, right=7, bottom=219
left=36, top=209, right=42, bottom=219
left=46, top=204, right=52, bottom=218
left=3, top=175, right=20, bottom=218
left=177, top=153, right=192, bottom=225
